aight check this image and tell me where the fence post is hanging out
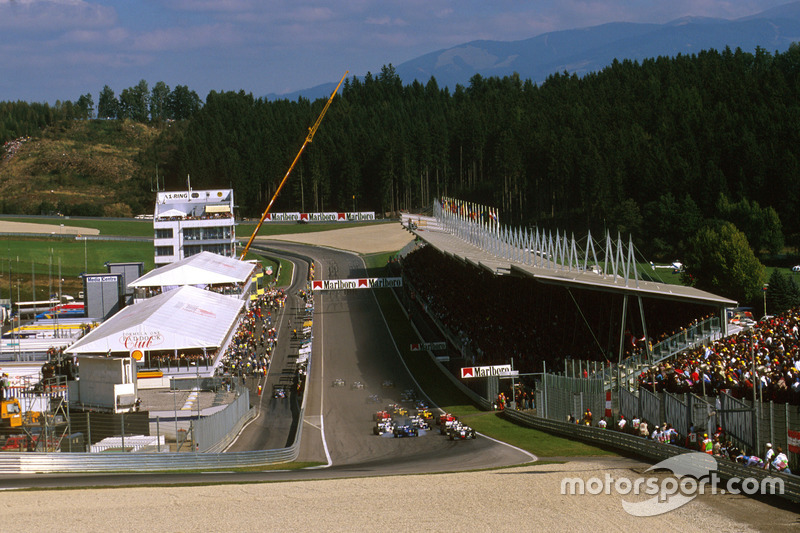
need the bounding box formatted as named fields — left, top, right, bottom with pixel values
left=157, top=416, right=161, bottom=452
left=86, top=412, right=91, bottom=451
left=770, top=400, right=775, bottom=448
left=121, top=412, right=125, bottom=452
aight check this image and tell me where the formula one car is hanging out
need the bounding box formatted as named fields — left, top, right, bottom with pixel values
left=408, top=415, right=430, bottom=430
left=382, top=380, right=395, bottom=388
left=415, top=409, right=434, bottom=422
left=437, top=413, right=457, bottom=426
left=374, top=410, right=391, bottom=422
left=439, top=414, right=459, bottom=435
left=393, top=424, right=419, bottom=438
left=400, top=389, right=416, bottom=402
left=367, top=394, right=382, bottom=404
left=332, top=378, right=345, bottom=387
left=351, top=381, right=365, bottom=390
left=388, top=403, right=409, bottom=417
left=448, top=422, right=477, bottom=440
left=415, top=400, right=430, bottom=410
left=374, top=419, right=395, bottom=436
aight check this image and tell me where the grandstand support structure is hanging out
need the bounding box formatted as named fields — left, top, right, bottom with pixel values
left=408, top=198, right=738, bottom=400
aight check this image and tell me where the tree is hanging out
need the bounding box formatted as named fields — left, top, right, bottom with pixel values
left=683, top=221, right=766, bottom=304
left=97, top=85, right=118, bottom=119
left=150, top=81, right=170, bottom=122
left=766, top=270, right=800, bottom=315
left=167, top=85, right=201, bottom=120
left=75, top=93, right=94, bottom=120
left=119, top=79, right=149, bottom=121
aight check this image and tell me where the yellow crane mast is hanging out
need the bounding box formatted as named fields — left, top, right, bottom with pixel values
left=240, top=70, right=349, bottom=260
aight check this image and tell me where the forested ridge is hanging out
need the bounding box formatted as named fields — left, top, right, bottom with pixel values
left=3, top=45, right=800, bottom=270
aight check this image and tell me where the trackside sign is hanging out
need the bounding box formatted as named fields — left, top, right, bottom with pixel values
left=262, top=212, right=376, bottom=222
left=410, top=342, right=447, bottom=351
left=461, top=365, right=513, bottom=378
left=311, top=278, right=402, bottom=291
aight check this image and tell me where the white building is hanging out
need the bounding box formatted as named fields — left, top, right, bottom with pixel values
left=153, top=189, right=236, bottom=267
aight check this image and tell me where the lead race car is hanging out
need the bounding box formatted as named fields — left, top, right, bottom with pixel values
left=448, top=422, right=477, bottom=440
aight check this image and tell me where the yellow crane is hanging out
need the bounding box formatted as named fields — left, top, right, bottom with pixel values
left=240, top=70, right=349, bottom=260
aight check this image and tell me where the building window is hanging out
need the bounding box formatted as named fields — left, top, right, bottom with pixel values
left=183, top=226, right=232, bottom=241
left=155, top=246, right=174, bottom=257
left=184, top=245, right=202, bottom=257
left=155, top=228, right=173, bottom=239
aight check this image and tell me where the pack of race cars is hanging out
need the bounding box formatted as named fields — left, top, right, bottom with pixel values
left=372, top=402, right=476, bottom=440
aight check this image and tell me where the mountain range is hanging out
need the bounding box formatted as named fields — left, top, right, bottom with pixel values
left=269, top=1, right=800, bottom=101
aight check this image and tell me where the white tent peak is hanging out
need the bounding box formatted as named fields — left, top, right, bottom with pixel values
left=129, top=251, right=256, bottom=289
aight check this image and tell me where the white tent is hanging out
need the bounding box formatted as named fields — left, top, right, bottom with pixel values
left=128, top=251, right=256, bottom=289
left=65, top=285, right=245, bottom=355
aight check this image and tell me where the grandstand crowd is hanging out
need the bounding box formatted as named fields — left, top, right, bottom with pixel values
left=638, top=312, right=800, bottom=404
left=399, top=244, right=712, bottom=375
left=400, top=244, right=800, bottom=406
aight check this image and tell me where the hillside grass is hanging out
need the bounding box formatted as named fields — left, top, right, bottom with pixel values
left=0, top=120, right=159, bottom=215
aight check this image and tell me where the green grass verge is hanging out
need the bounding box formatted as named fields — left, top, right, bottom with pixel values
left=247, top=252, right=294, bottom=288
left=363, top=253, right=615, bottom=458
left=457, top=411, right=617, bottom=457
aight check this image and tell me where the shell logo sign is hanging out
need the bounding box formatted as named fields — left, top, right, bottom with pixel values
left=130, top=349, right=144, bottom=361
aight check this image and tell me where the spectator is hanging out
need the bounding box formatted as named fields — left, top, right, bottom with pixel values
left=764, top=443, right=775, bottom=470
left=772, top=447, right=791, bottom=474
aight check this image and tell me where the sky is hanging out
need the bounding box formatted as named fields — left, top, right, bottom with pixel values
left=0, top=0, right=791, bottom=104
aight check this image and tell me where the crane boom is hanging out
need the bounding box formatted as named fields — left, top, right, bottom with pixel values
left=240, top=70, right=349, bottom=260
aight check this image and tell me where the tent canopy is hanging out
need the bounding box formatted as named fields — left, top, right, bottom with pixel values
left=129, top=251, right=256, bottom=289
left=156, top=208, right=186, bottom=218
left=65, top=285, right=245, bottom=355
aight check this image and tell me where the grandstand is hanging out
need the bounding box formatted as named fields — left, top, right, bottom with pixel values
left=400, top=200, right=736, bottom=377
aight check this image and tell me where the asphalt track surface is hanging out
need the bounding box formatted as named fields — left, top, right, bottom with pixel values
left=0, top=242, right=532, bottom=490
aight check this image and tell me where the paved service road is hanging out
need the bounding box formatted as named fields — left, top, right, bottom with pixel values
left=0, top=242, right=532, bottom=490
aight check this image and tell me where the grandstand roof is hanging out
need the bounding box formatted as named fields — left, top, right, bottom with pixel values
left=64, top=285, right=244, bottom=355
left=129, top=251, right=255, bottom=289
left=412, top=228, right=738, bottom=308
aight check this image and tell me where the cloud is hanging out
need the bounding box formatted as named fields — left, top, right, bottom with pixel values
left=365, top=16, right=407, bottom=27
left=131, top=24, right=244, bottom=52
left=0, top=0, right=116, bottom=30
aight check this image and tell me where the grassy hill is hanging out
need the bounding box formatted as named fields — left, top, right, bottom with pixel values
left=0, top=120, right=162, bottom=217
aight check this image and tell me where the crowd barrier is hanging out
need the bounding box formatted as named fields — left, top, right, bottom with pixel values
left=500, top=408, right=800, bottom=503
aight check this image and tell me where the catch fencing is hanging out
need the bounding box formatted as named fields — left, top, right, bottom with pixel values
left=501, top=408, right=800, bottom=504
left=535, top=373, right=605, bottom=423
left=614, top=388, right=800, bottom=471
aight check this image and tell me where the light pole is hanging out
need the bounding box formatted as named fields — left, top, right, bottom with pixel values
left=762, top=283, right=768, bottom=319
